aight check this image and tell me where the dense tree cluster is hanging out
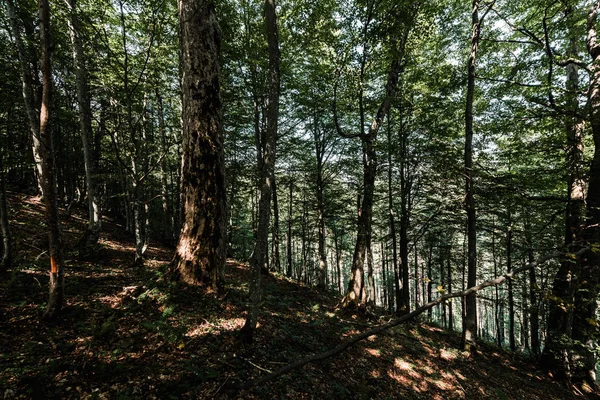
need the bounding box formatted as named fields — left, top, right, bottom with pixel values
left=1, top=0, right=598, bottom=392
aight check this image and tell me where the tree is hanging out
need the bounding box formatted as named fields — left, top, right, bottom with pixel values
left=337, top=0, right=414, bottom=310
left=66, top=0, right=101, bottom=253
left=38, top=0, right=65, bottom=320
left=240, top=0, right=281, bottom=344
left=170, top=0, right=226, bottom=288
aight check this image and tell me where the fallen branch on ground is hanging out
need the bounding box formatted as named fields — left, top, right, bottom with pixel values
left=234, top=248, right=585, bottom=392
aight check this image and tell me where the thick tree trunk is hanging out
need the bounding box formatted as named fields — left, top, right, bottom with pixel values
left=241, top=0, right=280, bottom=344
left=171, top=0, right=226, bottom=289
left=66, top=0, right=100, bottom=253
left=38, top=0, right=64, bottom=320
left=461, top=0, right=480, bottom=352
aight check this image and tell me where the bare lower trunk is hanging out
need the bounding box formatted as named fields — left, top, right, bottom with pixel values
left=38, top=0, right=64, bottom=320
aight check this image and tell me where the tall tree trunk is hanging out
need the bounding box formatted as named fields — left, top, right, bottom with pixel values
left=66, top=0, right=100, bottom=253
left=507, top=211, right=515, bottom=351
left=526, top=217, right=540, bottom=357
left=387, top=116, right=401, bottom=314
left=569, top=2, right=600, bottom=389
left=541, top=3, right=586, bottom=379
left=447, top=250, right=453, bottom=331
left=171, top=0, right=226, bottom=289
left=0, top=151, right=11, bottom=270
left=315, top=113, right=327, bottom=290
left=156, top=89, right=172, bottom=244
left=287, top=179, right=293, bottom=277
left=414, top=241, right=419, bottom=309
left=367, top=243, right=376, bottom=306
left=339, top=21, right=411, bottom=309
left=241, top=0, right=280, bottom=344
left=38, top=0, right=64, bottom=320
left=461, top=0, right=480, bottom=352
left=271, top=174, right=281, bottom=272
left=5, top=0, right=44, bottom=197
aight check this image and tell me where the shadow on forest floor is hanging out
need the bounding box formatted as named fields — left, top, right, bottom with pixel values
left=0, top=193, right=595, bottom=399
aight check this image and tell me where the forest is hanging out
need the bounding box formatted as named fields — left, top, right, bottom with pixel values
left=0, top=0, right=599, bottom=398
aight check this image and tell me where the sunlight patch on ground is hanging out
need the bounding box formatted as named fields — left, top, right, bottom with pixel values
left=365, top=348, right=381, bottom=357
left=186, top=317, right=245, bottom=337
left=439, top=348, right=458, bottom=361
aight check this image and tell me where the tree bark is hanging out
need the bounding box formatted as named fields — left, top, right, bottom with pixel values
left=0, top=151, right=11, bottom=270
left=5, top=0, right=44, bottom=197
left=461, top=0, right=480, bottom=352
left=287, top=179, right=293, bottom=277
left=240, top=0, right=280, bottom=344
left=66, top=0, right=100, bottom=253
left=568, top=2, right=600, bottom=389
left=541, top=3, right=586, bottom=379
left=339, top=19, right=411, bottom=309
left=171, top=0, right=226, bottom=289
left=507, top=211, right=515, bottom=351
left=156, top=89, right=173, bottom=244
left=271, top=174, right=281, bottom=273
left=38, top=0, right=64, bottom=320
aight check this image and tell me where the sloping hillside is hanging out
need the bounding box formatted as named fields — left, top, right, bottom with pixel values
left=0, top=193, right=593, bottom=399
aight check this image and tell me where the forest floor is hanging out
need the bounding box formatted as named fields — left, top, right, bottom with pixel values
left=0, top=193, right=597, bottom=400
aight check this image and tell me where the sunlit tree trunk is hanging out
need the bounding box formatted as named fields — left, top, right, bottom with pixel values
left=171, top=0, right=226, bottom=288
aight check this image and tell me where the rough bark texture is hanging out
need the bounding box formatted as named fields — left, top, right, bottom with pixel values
left=38, top=0, right=64, bottom=320
left=66, top=0, right=100, bottom=253
left=240, top=0, right=280, bottom=344
left=461, top=0, right=479, bottom=352
left=171, top=0, right=226, bottom=289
